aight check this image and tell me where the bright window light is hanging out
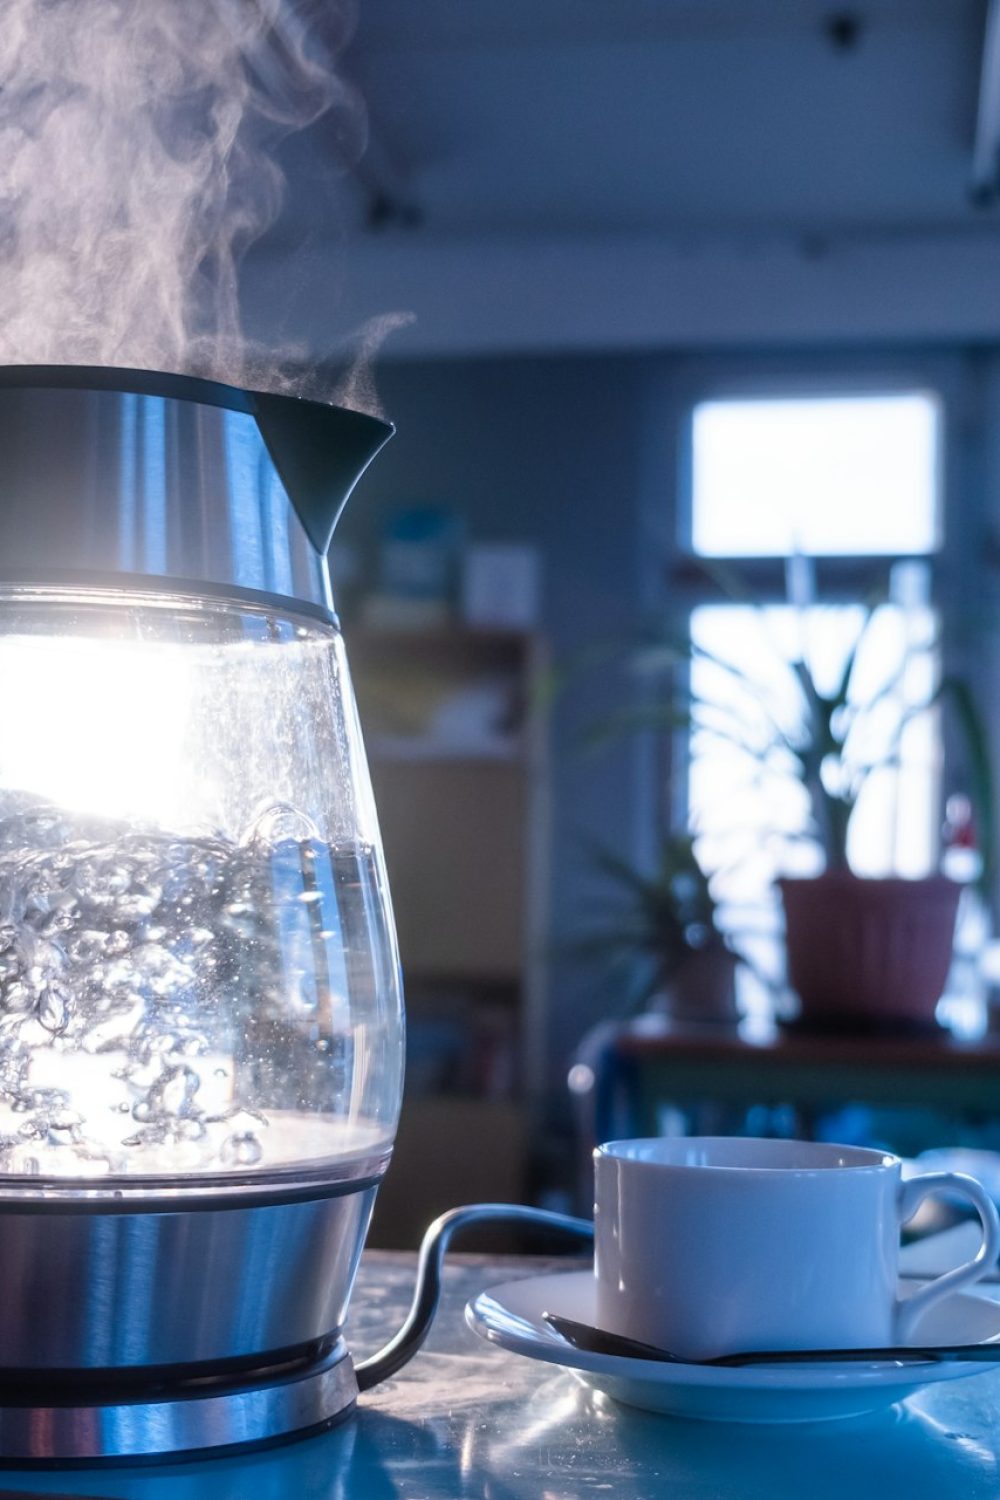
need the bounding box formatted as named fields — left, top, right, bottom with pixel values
left=690, top=392, right=941, bottom=557
left=689, top=602, right=939, bottom=901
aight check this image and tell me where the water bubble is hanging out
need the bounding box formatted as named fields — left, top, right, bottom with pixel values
left=149, top=1031, right=184, bottom=1056
left=2, top=982, right=35, bottom=1014
left=220, top=1131, right=263, bottom=1167
left=74, top=858, right=131, bottom=906
left=47, top=1110, right=82, bottom=1147
left=0, top=809, right=65, bottom=852
left=0, top=948, right=22, bottom=982
left=28, top=935, right=64, bottom=977
left=113, top=886, right=161, bottom=921
left=39, top=984, right=70, bottom=1035
left=28, top=893, right=80, bottom=938
left=0, top=797, right=379, bottom=1175
left=67, top=928, right=108, bottom=964
left=147, top=1065, right=201, bottom=1119
left=245, top=803, right=320, bottom=847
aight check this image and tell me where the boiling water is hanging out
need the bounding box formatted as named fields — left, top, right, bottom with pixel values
left=0, top=797, right=402, bottom=1178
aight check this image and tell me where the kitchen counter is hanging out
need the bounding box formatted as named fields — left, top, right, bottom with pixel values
left=5, top=1247, right=1000, bottom=1499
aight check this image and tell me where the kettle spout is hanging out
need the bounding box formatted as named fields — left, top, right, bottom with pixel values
left=253, top=391, right=394, bottom=556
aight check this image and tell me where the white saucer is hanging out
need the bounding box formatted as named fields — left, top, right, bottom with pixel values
left=466, top=1270, right=1000, bottom=1424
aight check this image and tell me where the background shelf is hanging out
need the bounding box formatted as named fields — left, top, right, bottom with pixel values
left=350, top=623, right=550, bottom=1246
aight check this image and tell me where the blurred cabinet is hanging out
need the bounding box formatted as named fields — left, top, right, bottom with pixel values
left=347, top=625, right=549, bottom=1245
left=370, top=760, right=524, bottom=979
left=368, top=1096, right=528, bottom=1250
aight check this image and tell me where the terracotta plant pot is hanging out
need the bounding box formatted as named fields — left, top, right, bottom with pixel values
left=779, top=872, right=961, bottom=1033
left=653, top=946, right=740, bottom=1026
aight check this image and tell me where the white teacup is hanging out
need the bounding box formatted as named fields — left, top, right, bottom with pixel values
left=594, top=1137, right=1000, bottom=1359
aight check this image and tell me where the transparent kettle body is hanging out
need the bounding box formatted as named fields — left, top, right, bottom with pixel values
left=0, top=585, right=404, bottom=1184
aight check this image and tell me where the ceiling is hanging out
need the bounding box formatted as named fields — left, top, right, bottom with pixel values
left=339, top=0, right=991, bottom=243
left=245, top=0, right=1000, bottom=360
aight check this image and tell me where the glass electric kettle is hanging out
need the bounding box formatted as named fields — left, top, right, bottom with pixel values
left=0, top=365, right=405, bottom=1456
left=0, top=367, right=592, bottom=1464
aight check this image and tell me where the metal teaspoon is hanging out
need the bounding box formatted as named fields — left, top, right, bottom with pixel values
left=542, top=1311, right=1000, bottom=1367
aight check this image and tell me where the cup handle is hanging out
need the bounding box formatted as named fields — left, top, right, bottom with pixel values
left=894, top=1171, right=1000, bottom=1343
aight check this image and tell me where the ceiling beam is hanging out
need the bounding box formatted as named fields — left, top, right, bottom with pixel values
left=245, top=225, right=1000, bottom=360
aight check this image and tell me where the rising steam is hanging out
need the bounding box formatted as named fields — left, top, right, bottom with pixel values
left=0, top=0, right=398, bottom=412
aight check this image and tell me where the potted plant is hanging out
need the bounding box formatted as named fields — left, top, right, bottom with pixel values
left=734, top=567, right=992, bottom=1033
left=772, top=634, right=972, bottom=1034
left=571, top=562, right=993, bottom=1034
left=572, top=831, right=739, bottom=1025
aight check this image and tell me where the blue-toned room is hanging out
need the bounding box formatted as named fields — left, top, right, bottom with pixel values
left=1, top=1, right=1000, bottom=1493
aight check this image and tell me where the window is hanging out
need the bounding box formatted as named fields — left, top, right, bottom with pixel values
left=691, top=392, right=941, bottom=557
left=682, top=388, right=944, bottom=1010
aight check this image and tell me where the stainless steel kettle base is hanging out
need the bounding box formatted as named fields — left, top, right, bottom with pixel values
left=0, top=1341, right=358, bottom=1464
